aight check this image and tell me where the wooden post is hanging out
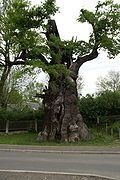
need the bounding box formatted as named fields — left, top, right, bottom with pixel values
left=105, top=123, right=108, bottom=133
left=118, top=128, right=120, bottom=139
left=97, top=117, right=100, bottom=124
left=35, top=119, right=37, bottom=132
left=6, top=120, right=9, bottom=134
left=111, top=128, right=113, bottom=137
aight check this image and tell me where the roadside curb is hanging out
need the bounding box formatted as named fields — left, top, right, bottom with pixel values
left=0, top=148, right=120, bottom=154
left=0, top=170, right=117, bottom=180
left=0, top=144, right=120, bottom=154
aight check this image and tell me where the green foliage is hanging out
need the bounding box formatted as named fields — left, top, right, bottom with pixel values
left=1, top=0, right=37, bottom=53
left=30, top=0, right=58, bottom=23
left=78, top=9, right=96, bottom=24
left=28, top=56, right=70, bottom=79
left=64, top=39, right=92, bottom=57
left=0, top=0, right=58, bottom=63
left=7, top=88, right=23, bottom=104
left=96, top=91, right=120, bottom=116
left=47, top=64, right=70, bottom=79
left=109, top=121, right=120, bottom=130
left=47, top=35, right=64, bottom=63
left=0, top=0, right=120, bottom=119
left=0, top=105, right=45, bottom=122
left=0, top=65, right=40, bottom=106
left=78, top=91, right=120, bottom=126
left=0, top=0, right=58, bottom=107
left=1, top=0, right=119, bottom=101
left=78, top=0, right=120, bottom=58
left=78, top=94, right=98, bottom=126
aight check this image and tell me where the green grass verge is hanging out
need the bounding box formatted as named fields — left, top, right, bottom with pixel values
left=0, top=131, right=120, bottom=146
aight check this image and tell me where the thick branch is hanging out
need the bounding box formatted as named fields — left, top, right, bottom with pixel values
left=80, top=47, right=98, bottom=63
left=9, top=61, right=25, bottom=66
left=70, top=47, right=98, bottom=77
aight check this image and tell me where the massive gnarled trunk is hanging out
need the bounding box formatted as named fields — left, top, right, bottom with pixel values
left=37, top=20, right=98, bottom=142
left=37, top=74, right=89, bottom=142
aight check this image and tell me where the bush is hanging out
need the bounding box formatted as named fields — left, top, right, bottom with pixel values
left=0, top=105, right=45, bottom=122
left=78, top=94, right=98, bottom=126
left=78, top=91, right=120, bottom=127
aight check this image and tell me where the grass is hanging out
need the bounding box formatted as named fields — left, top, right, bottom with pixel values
left=0, top=130, right=120, bottom=147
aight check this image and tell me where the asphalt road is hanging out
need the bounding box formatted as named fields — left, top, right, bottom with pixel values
left=0, top=151, right=120, bottom=179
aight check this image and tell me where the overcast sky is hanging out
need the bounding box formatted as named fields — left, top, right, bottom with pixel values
left=32, top=0, right=120, bottom=95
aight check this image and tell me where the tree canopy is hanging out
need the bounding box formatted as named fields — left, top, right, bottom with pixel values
left=0, top=0, right=119, bottom=87
left=78, top=0, right=120, bottom=58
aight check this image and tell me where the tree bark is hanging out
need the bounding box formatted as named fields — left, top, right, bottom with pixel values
left=37, top=74, right=89, bottom=142
left=0, top=66, right=11, bottom=107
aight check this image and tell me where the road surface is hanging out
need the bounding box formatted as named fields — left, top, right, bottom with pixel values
left=0, top=151, right=120, bottom=179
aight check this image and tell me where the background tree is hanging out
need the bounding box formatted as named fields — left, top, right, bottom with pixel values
left=96, top=70, right=120, bottom=92
left=0, top=66, right=23, bottom=106
left=23, top=81, right=45, bottom=102
left=0, top=63, right=43, bottom=107
left=0, top=0, right=58, bottom=107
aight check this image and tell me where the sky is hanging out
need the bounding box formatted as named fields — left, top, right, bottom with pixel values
left=32, top=0, right=120, bottom=95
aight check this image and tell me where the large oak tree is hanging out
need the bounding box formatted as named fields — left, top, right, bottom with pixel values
left=0, top=0, right=119, bottom=142
left=37, top=0, right=120, bottom=142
